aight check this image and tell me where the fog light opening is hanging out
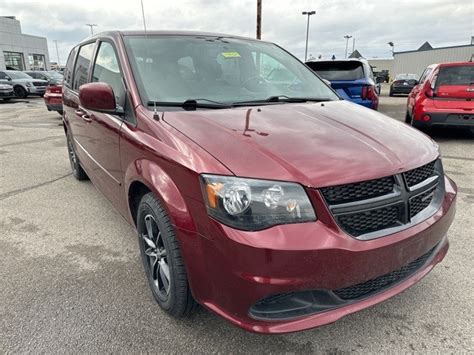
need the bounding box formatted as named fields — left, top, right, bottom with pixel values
left=422, top=114, right=431, bottom=122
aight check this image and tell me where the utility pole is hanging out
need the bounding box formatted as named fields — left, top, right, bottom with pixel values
left=53, top=40, right=60, bottom=67
left=302, top=10, right=316, bottom=62
left=256, top=0, right=262, bottom=39
left=352, top=37, right=355, bottom=54
left=86, top=24, right=97, bottom=35
left=344, top=35, right=352, bottom=58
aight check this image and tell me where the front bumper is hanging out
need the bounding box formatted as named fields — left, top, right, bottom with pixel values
left=179, top=176, right=456, bottom=333
left=28, top=86, right=46, bottom=95
left=0, top=89, right=15, bottom=98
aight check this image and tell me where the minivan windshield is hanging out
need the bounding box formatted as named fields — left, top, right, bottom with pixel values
left=123, top=35, right=338, bottom=107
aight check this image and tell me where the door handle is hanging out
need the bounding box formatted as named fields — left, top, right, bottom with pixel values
left=75, top=108, right=92, bottom=122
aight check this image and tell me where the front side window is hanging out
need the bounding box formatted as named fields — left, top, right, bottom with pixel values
left=73, top=43, right=95, bottom=91
left=92, top=42, right=124, bottom=103
left=124, top=35, right=338, bottom=107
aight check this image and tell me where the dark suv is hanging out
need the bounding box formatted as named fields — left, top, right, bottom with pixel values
left=62, top=31, right=457, bottom=334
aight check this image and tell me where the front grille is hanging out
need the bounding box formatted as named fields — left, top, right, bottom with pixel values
left=321, top=176, right=394, bottom=204
left=33, top=82, right=45, bottom=87
left=320, top=159, right=443, bottom=240
left=333, top=245, right=436, bottom=300
left=338, top=205, right=400, bottom=236
left=404, top=161, right=436, bottom=187
left=409, top=185, right=436, bottom=218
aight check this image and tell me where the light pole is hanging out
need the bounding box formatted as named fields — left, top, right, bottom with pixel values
left=344, top=35, right=352, bottom=58
left=388, top=41, right=394, bottom=57
left=53, top=40, right=60, bottom=67
left=302, top=10, right=316, bottom=62
left=86, top=24, right=97, bottom=35
left=256, top=0, right=262, bottom=39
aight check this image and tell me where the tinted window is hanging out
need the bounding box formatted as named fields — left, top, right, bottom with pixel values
left=92, top=42, right=124, bottom=103
left=437, top=65, right=474, bottom=86
left=73, top=43, right=95, bottom=90
left=64, top=47, right=78, bottom=88
left=307, top=61, right=365, bottom=81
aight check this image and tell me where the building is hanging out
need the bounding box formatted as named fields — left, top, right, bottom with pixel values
left=392, top=40, right=474, bottom=78
left=0, top=16, right=50, bottom=71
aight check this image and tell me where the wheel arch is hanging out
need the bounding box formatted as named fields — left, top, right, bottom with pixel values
left=125, top=159, right=196, bottom=233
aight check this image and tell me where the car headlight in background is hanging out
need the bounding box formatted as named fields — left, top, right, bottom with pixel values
left=201, top=174, right=316, bottom=231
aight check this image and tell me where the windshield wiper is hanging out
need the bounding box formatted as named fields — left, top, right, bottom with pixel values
left=147, top=98, right=233, bottom=110
left=233, top=95, right=332, bottom=106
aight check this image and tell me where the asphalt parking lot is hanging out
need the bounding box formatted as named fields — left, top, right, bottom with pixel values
left=0, top=87, right=473, bottom=353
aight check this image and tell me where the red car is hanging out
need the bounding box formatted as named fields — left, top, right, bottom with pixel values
left=62, top=31, right=457, bottom=334
left=43, top=84, right=63, bottom=115
left=406, top=62, right=474, bottom=130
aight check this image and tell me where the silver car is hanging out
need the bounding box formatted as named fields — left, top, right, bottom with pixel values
left=0, top=70, right=48, bottom=99
left=0, top=82, right=15, bottom=101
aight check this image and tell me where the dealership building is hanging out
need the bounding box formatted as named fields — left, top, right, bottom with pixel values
left=0, top=16, right=50, bottom=71
left=368, top=39, right=474, bottom=80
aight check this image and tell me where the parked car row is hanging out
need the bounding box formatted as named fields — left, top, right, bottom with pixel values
left=0, top=69, right=64, bottom=116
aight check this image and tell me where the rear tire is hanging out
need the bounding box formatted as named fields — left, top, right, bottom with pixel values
left=389, top=90, right=394, bottom=97
left=66, top=131, right=88, bottom=180
left=137, top=193, right=197, bottom=317
left=14, top=86, right=27, bottom=99
left=405, top=111, right=413, bottom=125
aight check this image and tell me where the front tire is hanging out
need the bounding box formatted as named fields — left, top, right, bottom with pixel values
left=14, top=86, right=28, bottom=99
left=137, top=193, right=196, bottom=317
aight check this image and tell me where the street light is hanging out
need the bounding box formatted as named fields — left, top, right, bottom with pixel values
left=388, top=41, right=394, bottom=56
left=86, top=24, right=97, bottom=35
left=302, top=10, right=316, bottom=62
left=344, top=35, right=352, bottom=58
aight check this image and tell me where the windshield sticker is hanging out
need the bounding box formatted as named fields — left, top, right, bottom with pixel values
left=221, top=51, right=241, bottom=58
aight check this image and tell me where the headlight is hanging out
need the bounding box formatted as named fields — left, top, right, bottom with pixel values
left=200, top=174, right=316, bottom=231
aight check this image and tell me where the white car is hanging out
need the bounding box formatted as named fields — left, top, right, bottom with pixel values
left=0, top=82, right=15, bottom=100
left=0, top=70, right=48, bottom=99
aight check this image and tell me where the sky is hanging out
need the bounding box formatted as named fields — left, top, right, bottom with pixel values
left=1, top=0, right=473, bottom=65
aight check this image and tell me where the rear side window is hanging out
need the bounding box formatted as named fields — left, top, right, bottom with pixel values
left=307, top=61, right=364, bottom=81
left=73, top=43, right=95, bottom=91
left=418, top=68, right=432, bottom=84
left=437, top=65, right=474, bottom=86
left=63, top=47, right=78, bottom=88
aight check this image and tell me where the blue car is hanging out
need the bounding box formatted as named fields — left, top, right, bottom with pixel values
left=306, top=59, right=379, bottom=110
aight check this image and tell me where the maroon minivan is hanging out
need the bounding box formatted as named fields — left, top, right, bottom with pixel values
left=62, top=31, right=457, bottom=334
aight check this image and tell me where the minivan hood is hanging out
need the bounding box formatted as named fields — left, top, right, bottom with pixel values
left=163, top=100, right=439, bottom=187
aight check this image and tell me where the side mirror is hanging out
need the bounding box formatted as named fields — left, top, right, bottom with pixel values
left=79, top=82, right=117, bottom=112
